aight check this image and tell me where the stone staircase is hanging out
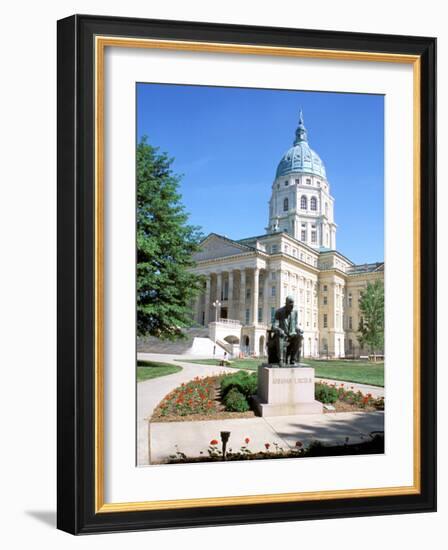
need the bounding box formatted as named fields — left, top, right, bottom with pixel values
left=137, top=326, right=227, bottom=357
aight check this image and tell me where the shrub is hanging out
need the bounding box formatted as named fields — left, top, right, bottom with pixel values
left=223, top=387, right=250, bottom=412
left=220, top=371, right=257, bottom=399
left=315, top=383, right=339, bottom=404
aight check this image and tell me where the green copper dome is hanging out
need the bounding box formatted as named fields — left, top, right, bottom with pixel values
left=275, top=110, right=327, bottom=179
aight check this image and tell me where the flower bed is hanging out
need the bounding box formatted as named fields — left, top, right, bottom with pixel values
left=167, top=433, right=385, bottom=463
left=316, top=381, right=384, bottom=412
left=152, top=375, right=384, bottom=422
left=151, top=375, right=256, bottom=422
left=154, top=376, right=217, bottom=417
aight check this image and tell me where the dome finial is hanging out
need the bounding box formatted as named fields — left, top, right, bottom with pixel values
left=294, top=108, right=308, bottom=144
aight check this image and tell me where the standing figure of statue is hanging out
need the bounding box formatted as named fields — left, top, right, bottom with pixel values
left=266, top=296, right=304, bottom=365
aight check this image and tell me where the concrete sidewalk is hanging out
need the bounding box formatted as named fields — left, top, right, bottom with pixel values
left=148, top=411, right=384, bottom=464
left=137, top=353, right=236, bottom=466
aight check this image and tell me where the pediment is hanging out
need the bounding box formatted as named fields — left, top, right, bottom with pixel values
left=193, top=234, right=251, bottom=262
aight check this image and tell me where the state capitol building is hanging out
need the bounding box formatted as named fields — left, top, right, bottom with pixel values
left=189, top=111, right=384, bottom=359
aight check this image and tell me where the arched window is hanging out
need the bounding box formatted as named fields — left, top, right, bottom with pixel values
left=300, top=195, right=307, bottom=210
left=283, top=197, right=289, bottom=211
left=310, top=196, right=317, bottom=211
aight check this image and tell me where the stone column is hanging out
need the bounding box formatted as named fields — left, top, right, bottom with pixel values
left=240, top=269, right=246, bottom=324
left=252, top=267, right=259, bottom=325
left=204, top=275, right=211, bottom=325
left=264, top=270, right=270, bottom=325
left=216, top=272, right=222, bottom=303
left=228, top=270, right=234, bottom=319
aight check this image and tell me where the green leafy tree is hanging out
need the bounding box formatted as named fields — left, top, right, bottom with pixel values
left=137, top=136, right=203, bottom=339
left=357, top=280, right=384, bottom=360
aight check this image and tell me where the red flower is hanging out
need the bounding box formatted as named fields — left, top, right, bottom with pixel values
left=265, top=443, right=270, bottom=450
left=340, top=383, right=344, bottom=387
left=245, top=437, right=250, bottom=444
left=210, top=439, right=218, bottom=446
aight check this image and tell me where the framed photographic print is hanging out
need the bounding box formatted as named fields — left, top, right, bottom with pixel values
left=57, top=14, right=436, bottom=534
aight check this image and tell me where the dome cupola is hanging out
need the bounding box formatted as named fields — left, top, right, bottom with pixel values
left=275, top=110, right=327, bottom=179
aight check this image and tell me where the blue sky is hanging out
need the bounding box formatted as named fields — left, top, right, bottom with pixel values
left=137, top=83, right=384, bottom=264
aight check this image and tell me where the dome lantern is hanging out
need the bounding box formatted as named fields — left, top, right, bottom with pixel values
left=275, top=110, right=326, bottom=179
left=294, top=109, right=308, bottom=144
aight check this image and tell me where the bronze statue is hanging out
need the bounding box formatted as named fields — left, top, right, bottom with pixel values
left=266, top=296, right=304, bottom=365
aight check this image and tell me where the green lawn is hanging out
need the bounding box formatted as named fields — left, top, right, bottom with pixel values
left=137, top=361, right=182, bottom=382
left=179, top=358, right=261, bottom=371
left=180, top=358, right=384, bottom=387
left=303, top=359, right=384, bottom=387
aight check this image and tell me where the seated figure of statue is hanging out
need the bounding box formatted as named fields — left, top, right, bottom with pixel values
left=266, top=296, right=304, bottom=366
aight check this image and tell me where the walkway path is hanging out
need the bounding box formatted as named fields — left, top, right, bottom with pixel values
left=137, top=353, right=385, bottom=465
left=149, top=411, right=384, bottom=464
left=137, top=353, right=236, bottom=465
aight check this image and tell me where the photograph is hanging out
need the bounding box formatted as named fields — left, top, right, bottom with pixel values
left=136, top=84, right=386, bottom=466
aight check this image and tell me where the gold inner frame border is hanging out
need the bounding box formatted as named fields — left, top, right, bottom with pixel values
left=94, top=36, right=421, bottom=514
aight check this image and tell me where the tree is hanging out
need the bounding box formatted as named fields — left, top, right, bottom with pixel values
left=137, top=136, right=203, bottom=339
left=357, top=279, right=384, bottom=360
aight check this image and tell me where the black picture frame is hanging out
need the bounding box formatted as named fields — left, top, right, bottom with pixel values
left=57, top=14, right=436, bottom=534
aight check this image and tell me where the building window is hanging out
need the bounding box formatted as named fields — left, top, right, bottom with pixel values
left=283, top=197, right=289, bottom=211
left=348, top=293, right=352, bottom=307
left=306, top=178, right=311, bottom=185
left=271, top=244, right=278, bottom=253
left=246, top=287, right=251, bottom=300
left=245, top=309, right=250, bottom=324
left=323, top=313, right=328, bottom=328
left=271, top=286, right=276, bottom=297
left=306, top=291, right=310, bottom=303
left=310, top=196, right=317, bottom=210
left=323, top=295, right=328, bottom=305
left=277, top=183, right=280, bottom=189
left=349, top=316, right=353, bottom=329
left=323, top=284, right=328, bottom=292
left=284, top=180, right=289, bottom=186
left=348, top=339, right=353, bottom=352
left=300, top=195, right=307, bottom=209
left=271, top=307, right=275, bottom=323
left=271, top=271, right=276, bottom=280
left=295, top=178, right=300, bottom=185
left=311, top=231, right=317, bottom=244
left=301, top=230, right=306, bottom=241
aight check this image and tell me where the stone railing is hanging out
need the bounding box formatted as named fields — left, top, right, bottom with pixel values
left=212, top=318, right=242, bottom=326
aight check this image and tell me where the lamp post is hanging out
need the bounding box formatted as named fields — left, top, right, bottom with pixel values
left=220, top=431, right=231, bottom=460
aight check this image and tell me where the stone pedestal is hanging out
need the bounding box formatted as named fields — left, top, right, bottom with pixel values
left=253, top=364, right=323, bottom=416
